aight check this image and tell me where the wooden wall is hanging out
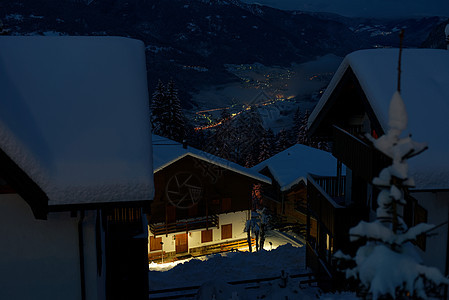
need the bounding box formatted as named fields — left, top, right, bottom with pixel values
left=150, top=155, right=255, bottom=224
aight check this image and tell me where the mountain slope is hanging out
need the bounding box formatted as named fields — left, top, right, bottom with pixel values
left=1, top=0, right=446, bottom=108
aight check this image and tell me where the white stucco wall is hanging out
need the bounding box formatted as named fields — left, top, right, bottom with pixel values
left=149, top=211, right=249, bottom=254
left=0, top=194, right=105, bottom=300
left=412, top=191, right=449, bottom=275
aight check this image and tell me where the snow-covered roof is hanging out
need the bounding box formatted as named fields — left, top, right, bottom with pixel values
left=309, top=48, right=449, bottom=190
left=152, top=135, right=271, bottom=184
left=252, top=144, right=339, bottom=191
left=0, top=36, right=153, bottom=206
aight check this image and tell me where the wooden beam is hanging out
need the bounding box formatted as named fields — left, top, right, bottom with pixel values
left=0, top=147, right=48, bottom=219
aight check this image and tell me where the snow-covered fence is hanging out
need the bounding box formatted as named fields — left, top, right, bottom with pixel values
left=148, top=272, right=315, bottom=300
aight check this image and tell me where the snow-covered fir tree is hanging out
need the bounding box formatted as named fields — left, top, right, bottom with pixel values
left=233, top=108, right=264, bottom=164
left=258, top=130, right=273, bottom=163
left=291, top=106, right=302, bottom=143
left=244, top=152, right=256, bottom=168
left=297, top=110, right=311, bottom=145
left=165, top=79, right=186, bottom=142
left=151, top=79, right=186, bottom=142
left=335, top=91, right=449, bottom=299
left=244, top=207, right=269, bottom=252
left=275, top=129, right=290, bottom=154
left=150, top=79, right=165, bottom=133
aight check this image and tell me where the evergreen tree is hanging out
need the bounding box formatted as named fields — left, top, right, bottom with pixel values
left=266, top=128, right=276, bottom=155
left=164, top=79, right=186, bottom=142
left=258, top=130, right=272, bottom=163
left=297, top=110, right=310, bottom=145
left=291, top=106, right=302, bottom=144
left=335, top=91, right=448, bottom=299
left=150, top=80, right=166, bottom=133
left=275, top=129, right=290, bottom=154
left=151, top=79, right=186, bottom=142
left=244, top=152, right=256, bottom=168
left=211, top=112, right=234, bottom=161
left=233, top=108, right=264, bottom=164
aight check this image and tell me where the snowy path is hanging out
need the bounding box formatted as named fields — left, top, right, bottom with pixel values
left=148, top=230, right=357, bottom=299
left=149, top=230, right=306, bottom=290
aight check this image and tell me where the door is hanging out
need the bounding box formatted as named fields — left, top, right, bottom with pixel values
left=175, top=233, right=188, bottom=253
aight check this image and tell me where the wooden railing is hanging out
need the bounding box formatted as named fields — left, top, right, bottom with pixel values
left=307, top=174, right=349, bottom=286
left=312, top=175, right=345, bottom=200
left=149, top=214, right=219, bottom=236
left=305, top=242, right=333, bottom=292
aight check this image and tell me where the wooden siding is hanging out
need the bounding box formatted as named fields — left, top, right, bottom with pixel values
left=307, top=175, right=348, bottom=270
left=150, top=156, right=255, bottom=229
left=149, top=214, right=219, bottom=236
left=332, top=126, right=391, bottom=182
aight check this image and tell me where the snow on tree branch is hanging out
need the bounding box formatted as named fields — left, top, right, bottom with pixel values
left=336, top=91, right=448, bottom=299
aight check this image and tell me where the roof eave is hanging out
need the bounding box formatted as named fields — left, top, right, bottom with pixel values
left=0, top=147, right=48, bottom=220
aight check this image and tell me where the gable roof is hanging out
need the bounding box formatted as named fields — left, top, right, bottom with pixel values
left=152, top=134, right=271, bottom=184
left=252, top=144, right=339, bottom=191
left=0, top=36, right=154, bottom=208
left=309, top=48, right=449, bottom=190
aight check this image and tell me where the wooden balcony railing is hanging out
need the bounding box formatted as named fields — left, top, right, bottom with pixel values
left=311, top=175, right=345, bottom=201
left=307, top=175, right=344, bottom=235
left=149, top=214, right=219, bottom=236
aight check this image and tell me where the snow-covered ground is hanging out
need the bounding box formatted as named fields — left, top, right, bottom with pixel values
left=149, top=230, right=357, bottom=299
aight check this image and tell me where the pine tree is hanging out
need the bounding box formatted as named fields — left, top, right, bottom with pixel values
left=151, top=79, right=186, bottom=142
left=291, top=106, right=302, bottom=143
left=297, top=110, right=310, bottom=145
left=150, top=80, right=166, bottom=134
left=211, top=113, right=234, bottom=161
left=275, top=129, right=290, bottom=154
left=335, top=91, right=448, bottom=299
left=165, top=79, right=186, bottom=142
left=258, top=130, right=272, bottom=163
left=233, top=108, right=264, bottom=164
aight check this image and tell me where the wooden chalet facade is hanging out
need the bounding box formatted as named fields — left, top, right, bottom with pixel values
left=0, top=37, right=153, bottom=300
left=252, top=144, right=339, bottom=240
left=149, top=135, right=271, bottom=261
left=307, top=48, right=449, bottom=291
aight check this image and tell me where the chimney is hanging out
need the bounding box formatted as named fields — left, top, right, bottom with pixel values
left=182, top=139, right=188, bottom=149
left=446, top=24, right=449, bottom=50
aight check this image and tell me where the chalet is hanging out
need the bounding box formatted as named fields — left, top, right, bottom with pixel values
left=251, top=144, right=341, bottom=238
left=307, top=48, right=449, bottom=288
left=148, top=135, right=271, bottom=261
left=0, top=36, right=153, bottom=300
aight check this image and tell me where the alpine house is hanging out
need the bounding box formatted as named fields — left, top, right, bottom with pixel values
left=0, top=36, right=153, bottom=300
left=252, top=143, right=341, bottom=239
left=148, top=134, right=271, bottom=260
left=307, top=48, right=449, bottom=291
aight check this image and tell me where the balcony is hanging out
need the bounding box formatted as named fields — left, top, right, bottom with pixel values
left=307, top=174, right=346, bottom=237
left=149, top=214, right=219, bottom=236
